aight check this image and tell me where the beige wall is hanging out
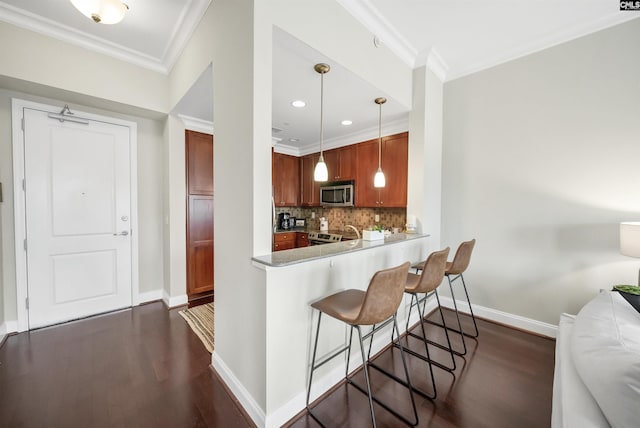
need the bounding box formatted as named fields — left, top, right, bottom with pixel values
left=0, top=22, right=169, bottom=113
left=441, top=18, right=640, bottom=324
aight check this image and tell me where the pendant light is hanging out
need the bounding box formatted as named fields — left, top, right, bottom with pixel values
left=313, top=63, right=330, bottom=182
left=374, top=97, right=387, bottom=188
left=70, top=0, right=129, bottom=24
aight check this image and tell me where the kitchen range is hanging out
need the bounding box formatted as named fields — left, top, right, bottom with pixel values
left=307, top=231, right=343, bottom=246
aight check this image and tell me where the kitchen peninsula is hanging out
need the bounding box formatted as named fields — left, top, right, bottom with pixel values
left=252, top=232, right=430, bottom=426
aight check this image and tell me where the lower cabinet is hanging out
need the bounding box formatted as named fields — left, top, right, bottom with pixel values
left=273, top=232, right=309, bottom=251
left=296, top=232, right=309, bottom=248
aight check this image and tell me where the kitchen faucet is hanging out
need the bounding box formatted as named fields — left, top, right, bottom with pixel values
left=345, top=224, right=360, bottom=239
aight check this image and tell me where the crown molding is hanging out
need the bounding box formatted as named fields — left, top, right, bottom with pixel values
left=447, top=13, right=640, bottom=81
left=294, top=116, right=409, bottom=157
left=0, top=1, right=211, bottom=75
left=424, top=48, right=449, bottom=82
left=161, top=0, right=211, bottom=72
left=336, top=0, right=417, bottom=68
left=178, top=114, right=213, bottom=134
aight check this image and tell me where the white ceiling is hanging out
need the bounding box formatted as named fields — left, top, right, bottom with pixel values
left=0, top=0, right=637, bottom=152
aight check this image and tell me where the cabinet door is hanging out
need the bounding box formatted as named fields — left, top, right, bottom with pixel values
left=273, top=152, right=300, bottom=206
left=323, top=149, right=340, bottom=181
left=296, top=232, right=309, bottom=248
left=337, top=145, right=355, bottom=180
left=300, top=153, right=320, bottom=207
left=355, top=139, right=380, bottom=207
left=324, top=146, right=355, bottom=181
left=380, top=132, right=408, bottom=207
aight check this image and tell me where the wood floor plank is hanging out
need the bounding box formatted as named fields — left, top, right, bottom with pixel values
left=0, top=303, right=555, bottom=427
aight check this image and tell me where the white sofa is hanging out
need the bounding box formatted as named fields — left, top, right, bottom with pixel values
left=552, top=290, right=640, bottom=428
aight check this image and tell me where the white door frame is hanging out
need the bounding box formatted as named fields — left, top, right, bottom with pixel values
left=11, top=98, right=140, bottom=332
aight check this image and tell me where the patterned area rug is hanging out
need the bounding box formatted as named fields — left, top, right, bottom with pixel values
left=179, top=303, right=214, bottom=353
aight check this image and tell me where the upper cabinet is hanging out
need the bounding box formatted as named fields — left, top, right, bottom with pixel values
left=355, top=132, right=408, bottom=208
left=273, top=152, right=300, bottom=207
left=300, top=153, right=321, bottom=207
left=323, top=145, right=355, bottom=182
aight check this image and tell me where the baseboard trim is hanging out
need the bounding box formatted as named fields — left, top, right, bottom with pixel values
left=136, top=290, right=163, bottom=305
left=438, top=296, right=558, bottom=338
left=0, top=320, right=18, bottom=347
left=162, top=291, right=188, bottom=308
left=212, top=352, right=266, bottom=428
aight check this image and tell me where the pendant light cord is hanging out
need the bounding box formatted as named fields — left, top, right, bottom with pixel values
left=378, top=101, right=382, bottom=169
left=319, top=71, right=324, bottom=158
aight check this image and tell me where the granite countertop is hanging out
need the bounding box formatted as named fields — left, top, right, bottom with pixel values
left=254, top=233, right=429, bottom=267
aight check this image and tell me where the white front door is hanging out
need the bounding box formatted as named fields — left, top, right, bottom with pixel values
left=23, top=107, right=132, bottom=329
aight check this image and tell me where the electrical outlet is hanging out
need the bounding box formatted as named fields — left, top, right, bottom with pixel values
left=375, top=214, right=379, bottom=222
left=311, top=212, right=315, bottom=219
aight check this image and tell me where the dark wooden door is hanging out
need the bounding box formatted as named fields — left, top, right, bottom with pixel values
left=186, top=130, right=214, bottom=302
left=301, top=153, right=321, bottom=207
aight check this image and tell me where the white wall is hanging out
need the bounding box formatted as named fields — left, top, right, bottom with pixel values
left=441, top=18, right=640, bottom=324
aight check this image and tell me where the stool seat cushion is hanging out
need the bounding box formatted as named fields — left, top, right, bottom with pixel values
left=311, top=289, right=366, bottom=325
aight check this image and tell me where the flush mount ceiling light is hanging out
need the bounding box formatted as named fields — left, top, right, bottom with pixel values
left=314, top=63, right=330, bottom=182
left=70, top=0, right=129, bottom=24
left=291, top=100, right=306, bottom=108
left=374, top=97, right=387, bottom=188
left=341, top=120, right=353, bottom=126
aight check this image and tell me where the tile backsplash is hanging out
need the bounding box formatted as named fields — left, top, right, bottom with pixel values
left=275, top=207, right=407, bottom=233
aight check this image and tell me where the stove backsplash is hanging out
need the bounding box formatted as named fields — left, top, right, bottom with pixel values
left=275, top=207, right=407, bottom=232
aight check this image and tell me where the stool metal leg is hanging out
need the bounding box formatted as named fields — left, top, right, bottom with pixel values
left=458, top=273, right=479, bottom=337
left=306, top=311, right=323, bottom=412
left=356, top=325, right=377, bottom=428
left=349, top=314, right=419, bottom=426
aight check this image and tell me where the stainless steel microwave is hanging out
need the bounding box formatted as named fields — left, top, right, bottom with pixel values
left=320, top=183, right=354, bottom=207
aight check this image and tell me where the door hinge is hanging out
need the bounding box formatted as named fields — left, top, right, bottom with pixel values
left=25, top=297, right=29, bottom=310
left=23, top=239, right=27, bottom=251
left=21, top=117, right=24, bottom=131
left=22, top=179, right=26, bottom=192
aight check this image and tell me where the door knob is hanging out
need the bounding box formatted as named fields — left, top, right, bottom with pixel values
left=113, top=231, right=129, bottom=236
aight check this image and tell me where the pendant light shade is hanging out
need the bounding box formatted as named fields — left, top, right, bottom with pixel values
left=314, top=154, right=328, bottom=181
left=374, top=97, right=387, bottom=188
left=314, top=63, right=330, bottom=182
left=70, top=0, right=129, bottom=24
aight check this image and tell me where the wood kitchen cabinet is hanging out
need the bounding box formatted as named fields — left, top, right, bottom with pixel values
left=272, top=152, right=300, bottom=207
left=355, top=132, right=408, bottom=208
left=300, top=153, right=321, bottom=207
left=324, top=145, right=355, bottom=181
left=296, top=232, right=309, bottom=248
left=185, top=130, right=214, bottom=301
left=273, top=232, right=295, bottom=251
left=274, top=232, right=309, bottom=251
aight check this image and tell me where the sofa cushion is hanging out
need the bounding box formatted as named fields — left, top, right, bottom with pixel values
left=571, top=290, right=640, bottom=428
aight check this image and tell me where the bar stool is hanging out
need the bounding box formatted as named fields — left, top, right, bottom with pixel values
left=391, top=248, right=454, bottom=400
left=306, top=262, right=418, bottom=427
left=411, top=239, right=478, bottom=356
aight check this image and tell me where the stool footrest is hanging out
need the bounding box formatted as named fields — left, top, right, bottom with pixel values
left=367, top=359, right=436, bottom=401
left=347, top=368, right=420, bottom=425
left=396, top=336, right=456, bottom=372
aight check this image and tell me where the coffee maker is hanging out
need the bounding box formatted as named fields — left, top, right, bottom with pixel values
left=278, top=212, right=290, bottom=230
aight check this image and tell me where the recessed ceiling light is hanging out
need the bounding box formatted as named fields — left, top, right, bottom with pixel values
left=341, top=120, right=353, bottom=126
left=291, top=100, right=306, bottom=108
left=288, top=138, right=299, bottom=143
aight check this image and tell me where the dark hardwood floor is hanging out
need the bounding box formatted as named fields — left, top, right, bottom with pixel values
left=0, top=302, right=253, bottom=427
left=287, top=309, right=556, bottom=428
left=0, top=303, right=555, bottom=428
